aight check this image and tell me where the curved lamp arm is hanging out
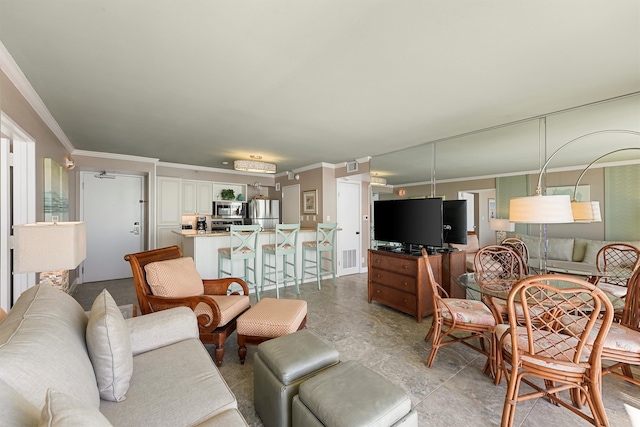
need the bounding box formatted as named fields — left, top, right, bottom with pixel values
left=535, top=129, right=640, bottom=195
left=572, top=147, right=640, bottom=201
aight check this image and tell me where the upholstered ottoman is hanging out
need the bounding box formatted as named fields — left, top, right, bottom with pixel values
left=292, top=361, right=417, bottom=427
left=254, top=330, right=340, bottom=427
left=237, top=297, right=307, bottom=364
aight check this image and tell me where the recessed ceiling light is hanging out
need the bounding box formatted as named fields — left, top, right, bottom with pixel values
left=250, top=155, right=262, bottom=160
left=222, top=161, right=229, bottom=165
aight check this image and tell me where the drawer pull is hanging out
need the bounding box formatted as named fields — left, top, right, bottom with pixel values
left=376, top=290, right=381, bottom=294
left=376, top=274, right=381, bottom=278
left=402, top=282, right=408, bottom=286
left=402, top=264, right=409, bottom=270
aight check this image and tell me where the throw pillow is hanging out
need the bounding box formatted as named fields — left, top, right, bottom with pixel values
left=86, top=290, right=133, bottom=402
left=144, top=257, right=204, bottom=297
left=40, top=389, right=113, bottom=427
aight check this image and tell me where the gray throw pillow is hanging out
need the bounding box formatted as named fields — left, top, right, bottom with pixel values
left=86, top=290, right=133, bottom=402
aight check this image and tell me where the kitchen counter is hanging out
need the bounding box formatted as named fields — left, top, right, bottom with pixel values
left=174, top=228, right=316, bottom=238
left=173, top=228, right=321, bottom=290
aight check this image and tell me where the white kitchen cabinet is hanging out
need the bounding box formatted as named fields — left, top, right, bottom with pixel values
left=183, top=180, right=213, bottom=215
left=157, top=177, right=182, bottom=225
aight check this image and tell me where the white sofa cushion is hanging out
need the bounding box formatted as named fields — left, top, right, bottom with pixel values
left=86, top=290, right=133, bottom=402
left=0, top=378, right=40, bottom=427
left=99, top=339, right=238, bottom=426
left=0, top=285, right=100, bottom=410
left=144, top=257, right=204, bottom=297
left=40, top=389, right=113, bottom=427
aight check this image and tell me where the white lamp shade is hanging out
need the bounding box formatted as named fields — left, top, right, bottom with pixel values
left=571, top=201, right=602, bottom=222
left=509, top=195, right=574, bottom=224
left=489, top=218, right=515, bottom=232
left=13, top=222, right=87, bottom=273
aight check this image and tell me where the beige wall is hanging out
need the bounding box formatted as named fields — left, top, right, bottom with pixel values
left=1, top=70, right=72, bottom=220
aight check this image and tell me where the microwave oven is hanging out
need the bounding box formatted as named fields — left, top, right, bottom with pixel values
left=212, top=201, right=247, bottom=218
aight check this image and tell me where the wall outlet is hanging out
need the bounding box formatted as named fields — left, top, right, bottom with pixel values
left=326, top=215, right=331, bottom=221
left=312, top=215, right=316, bottom=221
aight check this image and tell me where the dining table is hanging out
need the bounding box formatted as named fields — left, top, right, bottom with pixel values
left=454, top=272, right=625, bottom=382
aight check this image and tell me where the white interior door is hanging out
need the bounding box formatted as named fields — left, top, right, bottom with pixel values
left=337, top=180, right=361, bottom=276
left=81, top=172, right=144, bottom=282
left=282, top=184, right=300, bottom=224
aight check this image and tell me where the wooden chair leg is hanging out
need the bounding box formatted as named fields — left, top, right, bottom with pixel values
left=238, top=334, right=247, bottom=365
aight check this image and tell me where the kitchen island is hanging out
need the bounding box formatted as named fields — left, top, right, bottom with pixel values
left=174, top=229, right=320, bottom=294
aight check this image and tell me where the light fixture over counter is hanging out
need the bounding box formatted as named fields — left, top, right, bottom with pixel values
left=234, top=159, right=276, bottom=174
left=370, top=176, right=387, bottom=186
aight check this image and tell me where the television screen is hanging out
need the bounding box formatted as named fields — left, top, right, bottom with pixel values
left=443, top=200, right=468, bottom=244
left=373, top=198, right=443, bottom=251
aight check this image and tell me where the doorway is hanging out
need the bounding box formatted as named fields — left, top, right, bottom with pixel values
left=80, top=172, right=144, bottom=282
left=337, top=180, right=361, bottom=276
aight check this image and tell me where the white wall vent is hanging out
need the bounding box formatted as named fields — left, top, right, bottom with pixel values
left=346, top=161, right=358, bottom=173
left=342, top=249, right=357, bottom=269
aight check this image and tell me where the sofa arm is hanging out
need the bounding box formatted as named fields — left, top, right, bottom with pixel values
left=126, top=307, right=199, bottom=356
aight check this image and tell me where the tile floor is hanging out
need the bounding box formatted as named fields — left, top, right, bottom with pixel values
left=73, top=274, right=640, bottom=427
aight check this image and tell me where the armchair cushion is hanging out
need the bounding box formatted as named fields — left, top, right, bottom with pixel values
left=86, top=290, right=133, bottom=402
left=40, top=389, right=113, bottom=427
left=194, top=295, right=251, bottom=327
left=144, top=257, right=204, bottom=297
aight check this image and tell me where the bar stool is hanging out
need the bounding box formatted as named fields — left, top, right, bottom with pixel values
left=261, top=223, right=300, bottom=299
left=218, top=224, right=260, bottom=298
left=301, top=223, right=337, bottom=290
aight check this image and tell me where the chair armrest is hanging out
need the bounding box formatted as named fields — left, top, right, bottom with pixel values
left=203, top=277, right=250, bottom=295
left=126, top=307, right=199, bottom=356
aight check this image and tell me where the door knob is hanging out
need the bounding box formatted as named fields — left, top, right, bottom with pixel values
left=130, top=222, right=140, bottom=235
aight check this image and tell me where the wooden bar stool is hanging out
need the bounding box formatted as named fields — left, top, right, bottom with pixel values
left=262, top=223, right=300, bottom=298
left=301, top=223, right=337, bottom=290
left=218, top=224, right=260, bottom=298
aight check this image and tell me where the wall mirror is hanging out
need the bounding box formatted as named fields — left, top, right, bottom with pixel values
left=44, top=158, right=69, bottom=221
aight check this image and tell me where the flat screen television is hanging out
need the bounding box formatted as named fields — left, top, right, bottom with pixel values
left=373, top=198, right=443, bottom=253
left=443, top=200, right=468, bottom=244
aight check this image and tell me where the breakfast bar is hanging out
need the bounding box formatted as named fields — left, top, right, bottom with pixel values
left=174, top=229, right=319, bottom=293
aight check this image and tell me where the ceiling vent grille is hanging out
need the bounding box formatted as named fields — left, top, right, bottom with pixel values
left=346, top=161, right=358, bottom=173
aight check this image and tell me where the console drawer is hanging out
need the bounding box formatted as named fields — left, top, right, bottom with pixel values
left=370, top=283, right=417, bottom=314
left=369, top=253, right=418, bottom=276
left=369, top=268, right=417, bottom=294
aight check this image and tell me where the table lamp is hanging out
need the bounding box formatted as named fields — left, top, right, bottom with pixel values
left=489, top=218, right=515, bottom=244
left=13, top=221, right=87, bottom=292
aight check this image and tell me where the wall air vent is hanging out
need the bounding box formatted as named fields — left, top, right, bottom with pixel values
left=346, top=161, right=358, bottom=173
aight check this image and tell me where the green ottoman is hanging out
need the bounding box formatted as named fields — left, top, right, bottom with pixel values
left=254, top=330, right=340, bottom=427
left=291, top=361, right=417, bottom=427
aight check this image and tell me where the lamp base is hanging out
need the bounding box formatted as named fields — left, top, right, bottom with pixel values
left=39, top=270, right=69, bottom=292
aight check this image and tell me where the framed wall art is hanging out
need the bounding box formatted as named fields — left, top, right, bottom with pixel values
left=302, top=189, right=317, bottom=214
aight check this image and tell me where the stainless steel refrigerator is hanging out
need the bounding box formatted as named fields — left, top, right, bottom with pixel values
left=248, top=199, right=280, bottom=230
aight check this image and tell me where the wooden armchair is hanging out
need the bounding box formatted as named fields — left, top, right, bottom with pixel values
left=124, top=245, right=250, bottom=366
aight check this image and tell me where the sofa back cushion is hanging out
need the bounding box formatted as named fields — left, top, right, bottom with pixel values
left=519, top=235, right=574, bottom=262
left=144, top=257, right=204, bottom=298
left=0, top=285, right=100, bottom=411
left=0, top=378, right=40, bottom=427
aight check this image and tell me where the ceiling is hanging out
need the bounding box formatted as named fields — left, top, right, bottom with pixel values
left=1, top=1, right=639, bottom=184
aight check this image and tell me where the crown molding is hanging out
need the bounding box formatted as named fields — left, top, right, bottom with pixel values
left=0, top=41, right=75, bottom=153
left=73, top=149, right=159, bottom=163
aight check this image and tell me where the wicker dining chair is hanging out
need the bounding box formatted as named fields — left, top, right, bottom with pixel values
left=501, top=238, right=530, bottom=275
left=473, top=245, right=525, bottom=325
left=592, top=267, right=640, bottom=386
left=595, top=243, right=640, bottom=298
left=497, top=275, right=614, bottom=427
left=421, top=249, right=496, bottom=375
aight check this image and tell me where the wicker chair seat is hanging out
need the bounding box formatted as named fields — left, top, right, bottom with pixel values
left=440, top=299, right=496, bottom=326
